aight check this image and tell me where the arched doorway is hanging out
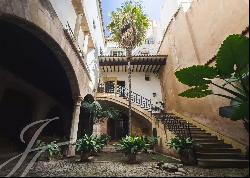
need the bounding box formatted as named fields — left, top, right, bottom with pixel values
left=107, top=112, right=129, bottom=140
left=0, top=18, right=76, bottom=151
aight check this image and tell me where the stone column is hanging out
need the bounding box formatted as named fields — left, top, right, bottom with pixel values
left=74, top=13, right=83, bottom=40
left=67, top=96, right=83, bottom=157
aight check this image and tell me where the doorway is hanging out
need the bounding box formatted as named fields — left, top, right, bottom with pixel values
left=107, top=112, right=128, bottom=141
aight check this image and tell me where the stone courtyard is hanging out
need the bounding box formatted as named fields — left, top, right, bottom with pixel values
left=26, top=153, right=248, bottom=177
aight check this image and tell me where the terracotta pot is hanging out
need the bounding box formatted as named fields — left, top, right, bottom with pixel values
left=80, top=152, right=90, bottom=162
left=179, top=149, right=196, bottom=165
left=127, top=154, right=136, bottom=164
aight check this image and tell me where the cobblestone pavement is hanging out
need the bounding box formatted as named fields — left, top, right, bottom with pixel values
left=27, top=160, right=248, bottom=177
left=1, top=153, right=249, bottom=177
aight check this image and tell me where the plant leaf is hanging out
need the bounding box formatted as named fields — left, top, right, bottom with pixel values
left=175, top=65, right=217, bottom=87
left=216, top=34, right=249, bottom=78
left=179, top=85, right=213, bottom=98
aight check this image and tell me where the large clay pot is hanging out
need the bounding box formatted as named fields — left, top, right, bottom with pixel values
left=179, top=149, right=196, bottom=165
left=80, top=152, right=90, bottom=162
left=127, top=154, right=137, bottom=164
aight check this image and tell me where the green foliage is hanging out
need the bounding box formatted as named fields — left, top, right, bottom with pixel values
left=179, top=85, right=213, bottom=98
left=76, top=134, right=103, bottom=154
left=36, top=140, right=61, bottom=157
left=97, top=134, right=111, bottom=146
left=107, top=0, right=149, bottom=48
left=216, top=35, right=249, bottom=78
left=143, top=136, right=158, bottom=150
left=175, top=65, right=218, bottom=87
left=81, top=101, right=121, bottom=124
left=114, top=136, right=148, bottom=155
left=175, top=35, right=249, bottom=131
left=168, top=137, right=198, bottom=153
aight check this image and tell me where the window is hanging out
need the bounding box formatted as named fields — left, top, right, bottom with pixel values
left=112, top=50, right=124, bottom=57
left=93, top=20, right=96, bottom=29
left=145, top=73, right=150, bottom=81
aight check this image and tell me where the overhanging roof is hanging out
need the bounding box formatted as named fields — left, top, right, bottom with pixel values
left=98, top=55, right=167, bottom=73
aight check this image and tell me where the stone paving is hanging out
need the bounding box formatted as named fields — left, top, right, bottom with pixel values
left=0, top=153, right=249, bottom=177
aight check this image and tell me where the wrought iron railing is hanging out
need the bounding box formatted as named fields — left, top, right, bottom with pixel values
left=97, top=83, right=191, bottom=139
left=97, top=84, right=162, bottom=113
left=156, top=113, right=192, bottom=139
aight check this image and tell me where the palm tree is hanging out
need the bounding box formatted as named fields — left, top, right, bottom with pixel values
left=108, top=0, right=149, bottom=135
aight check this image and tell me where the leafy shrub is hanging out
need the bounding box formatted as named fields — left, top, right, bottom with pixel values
left=97, top=134, right=111, bottom=146
left=75, top=134, right=102, bottom=154
left=115, top=136, right=148, bottom=155
left=36, top=140, right=61, bottom=158
left=168, top=136, right=198, bottom=153
left=143, top=136, right=158, bottom=150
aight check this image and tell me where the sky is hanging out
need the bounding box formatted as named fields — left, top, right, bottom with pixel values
left=102, top=0, right=165, bottom=36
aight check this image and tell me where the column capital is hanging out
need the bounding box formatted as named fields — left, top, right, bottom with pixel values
left=73, top=96, right=83, bottom=106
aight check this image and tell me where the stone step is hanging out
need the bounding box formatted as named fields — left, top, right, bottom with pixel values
left=192, top=137, right=219, bottom=142
left=196, top=152, right=245, bottom=159
left=194, top=139, right=224, bottom=144
left=189, top=128, right=203, bottom=131
left=198, top=143, right=232, bottom=149
left=191, top=135, right=217, bottom=139
left=197, top=159, right=249, bottom=168
left=102, top=146, right=117, bottom=153
left=190, top=130, right=207, bottom=134
left=191, top=133, right=212, bottom=137
left=197, top=148, right=241, bottom=154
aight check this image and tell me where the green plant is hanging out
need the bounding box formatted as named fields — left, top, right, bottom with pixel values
left=81, top=101, right=121, bottom=124
left=144, top=136, right=158, bottom=150
left=175, top=35, right=249, bottom=132
left=98, top=134, right=111, bottom=146
left=107, top=0, right=149, bottom=49
left=168, top=137, right=197, bottom=153
left=36, top=140, right=61, bottom=158
left=75, top=134, right=102, bottom=154
left=115, top=136, right=148, bottom=163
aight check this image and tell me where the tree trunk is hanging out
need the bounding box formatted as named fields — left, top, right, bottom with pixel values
left=127, top=48, right=132, bottom=135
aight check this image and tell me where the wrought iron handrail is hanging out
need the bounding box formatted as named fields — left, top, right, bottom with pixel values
left=156, top=113, right=192, bottom=139
left=97, top=83, right=191, bottom=139
left=97, top=84, right=162, bottom=113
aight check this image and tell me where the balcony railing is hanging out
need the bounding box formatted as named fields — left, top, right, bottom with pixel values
left=97, top=83, right=162, bottom=114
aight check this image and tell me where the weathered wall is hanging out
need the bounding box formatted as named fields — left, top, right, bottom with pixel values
left=132, top=115, right=152, bottom=137
left=155, top=121, right=179, bottom=158
left=158, top=0, right=249, bottom=150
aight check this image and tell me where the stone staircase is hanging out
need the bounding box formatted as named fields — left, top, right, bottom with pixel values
left=97, top=85, right=249, bottom=168
left=157, top=114, right=249, bottom=168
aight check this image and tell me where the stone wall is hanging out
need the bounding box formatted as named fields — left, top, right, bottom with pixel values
left=158, top=0, right=249, bottom=150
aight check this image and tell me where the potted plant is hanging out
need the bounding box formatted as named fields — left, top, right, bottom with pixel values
left=168, top=136, right=198, bottom=165
left=114, top=136, right=148, bottom=164
left=144, top=136, right=158, bottom=152
left=75, top=134, right=102, bottom=162
left=36, top=140, right=61, bottom=161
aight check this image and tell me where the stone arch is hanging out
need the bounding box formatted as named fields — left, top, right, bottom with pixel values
left=96, top=98, right=153, bottom=137
left=0, top=14, right=81, bottom=99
